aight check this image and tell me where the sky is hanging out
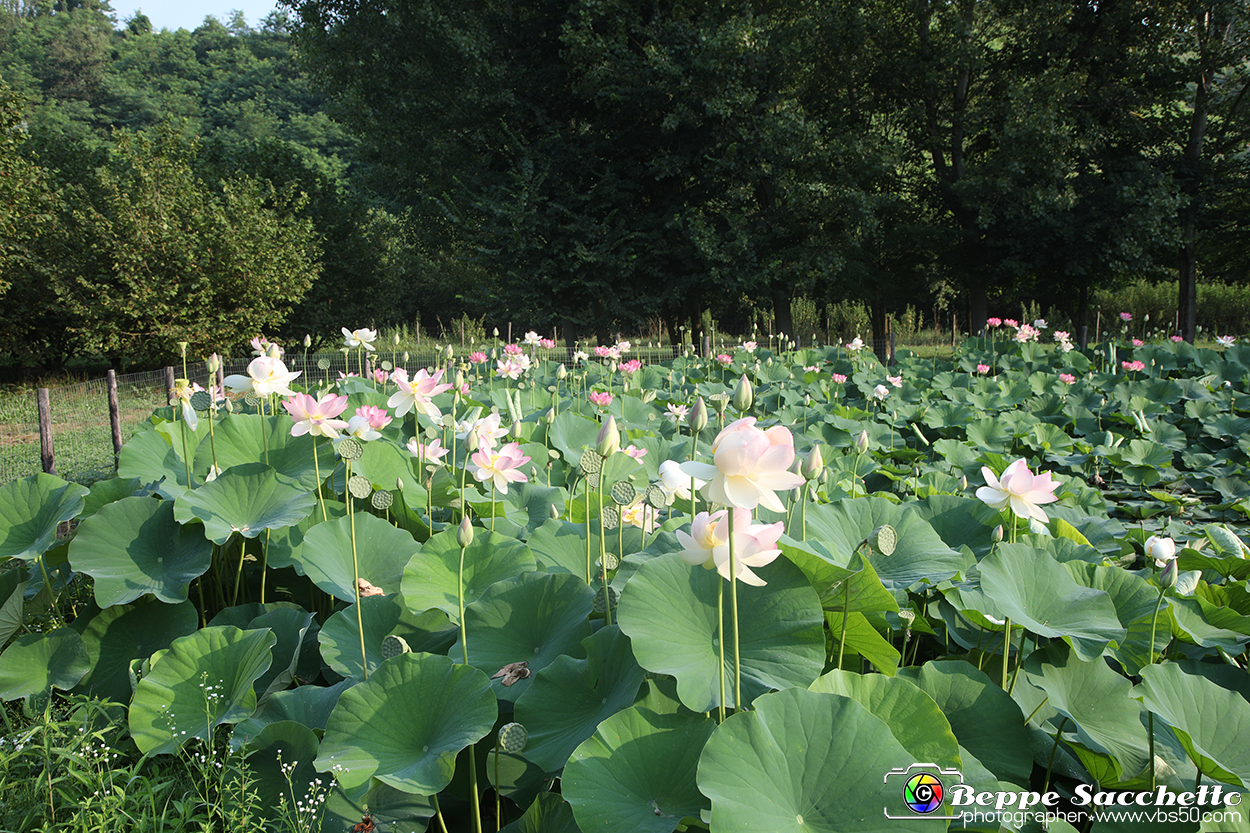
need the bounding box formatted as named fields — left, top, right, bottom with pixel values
left=108, top=0, right=281, bottom=32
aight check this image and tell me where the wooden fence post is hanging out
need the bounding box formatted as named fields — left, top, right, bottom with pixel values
left=107, top=370, right=122, bottom=470
left=165, top=366, right=175, bottom=406
left=37, top=388, right=55, bottom=475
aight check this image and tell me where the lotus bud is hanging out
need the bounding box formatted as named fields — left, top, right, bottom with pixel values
left=1160, top=557, right=1178, bottom=590
left=732, top=375, right=754, bottom=411
left=455, top=370, right=465, bottom=389
left=992, top=525, right=1004, bottom=543
left=609, top=360, right=618, bottom=374
left=596, top=415, right=620, bottom=458
left=803, top=446, right=824, bottom=481
left=511, top=420, right=523, bottom=439
left=855, top=430, right=869, bottom=454
left=206, top=353, right=221, bottom=374
left=493, top=327, right=499, bottom=337
left=556, top=363, right=567, bottom=380
left=266, top=342, right=282, bottom=359
left=959, top=474, right=968, bottom=491
left=445, top=345, right=454, bottom=360
left=393, top=332, right=401, bottom=346
left=1145, top=535, right=1176, bottom=568
left=403, top=351, right=409, bottom=362
left=545, top=407, right=556, bottom=425
left=818, top=468, right=829, bottom=485
left=689, top=397, right=709, bottom=433
left=490, top=348, right=498, bottom=360
left=457, top=515, right=474, bottom=549
left=550, top=503, right=560, bottom=519
left=301, top=334, right=311, bottom=348
left=464, top=431, right=480, bottom=453
left=396, top=477, right=404, bottom=491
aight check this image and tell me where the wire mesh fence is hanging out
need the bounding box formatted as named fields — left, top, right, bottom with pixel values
left=0, top=345, right=689, bottom=487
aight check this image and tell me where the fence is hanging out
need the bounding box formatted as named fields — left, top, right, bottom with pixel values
left=0, top=345, right=692, bottom=486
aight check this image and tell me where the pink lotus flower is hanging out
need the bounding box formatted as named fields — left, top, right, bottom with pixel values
left=680, top=417, right=805, bottom=513
left=388, top=367, right=452, bottom=419
left=496, top=358, right=527, bottom=380
left=504, top=343, right=524, bottom=356
left=1170, top=335, right=1184, bottom=343
left=624, top=444, right=647, bottom=460
left=620, top=359, right=642, bottom=375
left=845, top=337, right=863, bottom=352
left=588, top=391, right=614, bottom=407
left=469, top=351, right=487, bottom=363
left=460, top=382, right=471, bottom=396
left=1120, top=312, right=1133, bottom=322
left=717, top=354, right=733, bottom=366
left=595, top=345, right=621, bottom=359
left=665, top=403, right=688, bottom=423
left=675, top=507, right=784, bottom=586
left=887, top=375, right=903, bottom=388
left=457, top=412, right=508, bottom=450
left=467, top=442, right=531, bottom=494
left=406, top=436, right=450, bottom=464
left=740, top=341, right=758, bottom=352
left=342, top=406, right=391, bottom=442
left=976, top=364, right=991, bottom=374
left=1059, top=373, right=1076, bottom=384
left=1003, top=319, right=1018, bottom=328
left=250, top=335, right=282, bottom=358
left=1015, top=324, right=1039, bottom=342
left=1122, top=360, right=1145, bottom=372
left=282, top=392, right=349, bottom=439
left=804, top=365, right=819, bottom=373
left=986, top=317, right=1002, bottom=328
left=622, top=502, right=657, bottom=534
left=539, top=338, right=556, bottom=349
left=831, top=373, right=847, bottom=384
left=1132, top=338, right=1144, bottom=347
left=1216, top=335, right=1237, bottom=347
left=977, top=459, right=1060, bottom=523
left=373, top=368, right=389, bottom=384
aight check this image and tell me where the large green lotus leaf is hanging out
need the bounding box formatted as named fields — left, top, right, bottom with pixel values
left=824, top=611, right=902, bottom=676
left=617, top=552, right=825, bottom=712
left=809, top=670, right=961, bottom=770
left=1169, top=596, right=1250, bottom=652
left=909, top=495, right=1001, bottom=557
left=466, top=482, right=568, bottom=540
left=1023, top=642, right=1150, bottom=783
left=698, top=687, right=946, bottom=832
left=563, top=706, right=714, bottom=833
left=1064, top=562, right=1165, bottom=675
left=315, top=652, right=497, bottom=794
left=294, top=512, right=417, bottom=601
left=319, top=593, right=457, bottom=680
left=118, top=426, right=192, bottom=498
left=173, top=462, right=316, bottom=544
left=0, top=565, right=27, bottom=648
left=266, top=499, right=348, bottom=572
left=0, top=628, right=89, bottom=700
left=232, top=679, right=355, bottom=749
left=456, top=571, right=595, bottom=703
left=901, top=661, right=1033, bottom=785
left=528, top=518, right=593, bottom=577
left=780, top=539, right=897, bottom=614
left=499, top=792, right=581, bottom=833
left=248, top=607, right=316, bottom=700
left=803, top=499, right=965, bottom=591
left=401, top=527, right=537, bottom=623
left=69, top=496, right=214, bottom=607
left=241, top=720, right=322, bottom=815
left=129, top=626, right=276, bottom=756
left=978, top=545, right=1126, bottom=660
left=1138, top=662, right=1250, bottom=788
left=322, top=778, right=435, bottom=830
left=548, top=410, right=602, bottom=466
left=81, top=477, right=144, bottom=519
left=347, top=435, right=418, bottom=491
left=71, top=599, right=198, bottom=703
left=193, top=414, right=335, bottom=492
left=0, top=473, right=88, bottom=562
left=514, top=625, right=646, bottom=772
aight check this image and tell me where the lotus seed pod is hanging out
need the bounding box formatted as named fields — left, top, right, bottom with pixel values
left=689, top=397, right=709, bottom=433
left=381, top=635, right=411, bottom=659
left=499, top=722, right=528, bottom=753
left=317, top=357, right=331, bottom=370
left=992, top=525, right=1004, bottom=543
left=596, top=415, right=621, bottom=458
left=337, top=437, right=364, bottom=462
left=371, top=490, right=394, bottom=510
left=593, top=585, right=619, bottom=614
left=596, top=552, right=621, bottom=571
left=732, top=375, right=754, bottom=411
left=709, top=393, right=729, bottom=414
left=189, top=390, right=212, bottom=411
left=855, top=430, right=870, bottom=454
left=600, top=506, right=619, bottom=529
left=348, top=475, right=372, bottom=500
left=868, top=524, right=897, bottom=555
left=897, top=608, right=916, bottom=626
left=579, top=448, right=602, bottom=474
left=1160, top=557, right=1179, bottom=590
left=457, top=515, right=475, bottom=549
left=206, top=352, right=221, bottom=373
left=803, top=446, right=824, bottom=481
left=611, top=481, right=637, bottom=506
left=556, top=363, right=567, bottom=380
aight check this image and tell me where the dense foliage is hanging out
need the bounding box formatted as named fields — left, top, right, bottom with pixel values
left=0, top=333, right=1248, bottom=830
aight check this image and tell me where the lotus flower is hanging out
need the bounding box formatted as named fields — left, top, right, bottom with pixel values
left=976, top=459, right=1061, bottom=523
left=1216, top=335, right=1236, bottom=347
left=665, top=403, right=688, bottom=423
left=1145, top=535, right=1176, bottom=568
left=342, top=405, right=391, bottom=441
left=224, top=356, right=301, bottom=397
left=469, top=351, right=487, bottom=363
left=659, top=459, right=704, bottom=501
left=282, top=392, right=349, bottom=439
left=467, top=442, right=531, bottom=494
left=740, top=341, right=757, bottom=352
left=680, top=417, right=804, bottom=512
left=986, top=317, right=1002, bottom=328
left=620, top=359, right=642, bottom=375
left=831, top=373, right=847, bottom=384
left=675, top=508, right=784, bottom=586
left=523, top=331, right=542, bottom=346
left=342, top=327, right=378, bottom=351
left=388, top=367, right=452, bottom=419
left=406, top=436, right=450, bottom=464
left=589, top=391, right=613, bottom=407
left=457, top=412, right=509, bottom=451
left=622, top=502, right=656, bottom=534
left=573, top=350, right=589, bottom=363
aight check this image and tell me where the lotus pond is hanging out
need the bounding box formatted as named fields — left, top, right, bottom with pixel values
left=0, top=335, right=1248, bottom=833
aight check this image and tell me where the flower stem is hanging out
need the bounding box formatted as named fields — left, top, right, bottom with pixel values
left=837, top=573, right=850, bottom=670
left=347, top=460, right=367, bottom=680
left=312, top=437, right=327, bottom=522
left=717, top=578, right=726, bottom=723
left=727, top=509, right=742, bottom=710
left=1001, top=619, right=1011, bottom=690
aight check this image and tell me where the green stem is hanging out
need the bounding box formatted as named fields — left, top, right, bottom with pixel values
left=728, top=509, right=742, bottom=710
left=585, top=476, right=593, bottom=585
left=490, top=481, right=497, bottom=533
left=431, top=792, right=450, bottom=833
left=837, top=572, right=850, bottom=670
left=495, top=734, right=502, bottom=832
left=1002, top=618, right=1012, bottom=691
left=348, top=461, right=367, bottom=680
left=717, top=578, right=726, bottom=723
left=312, top=436, right=327, bottom=522
left=259, top=528, right=269, bottom=604
left=1149, top=711, right=1156, bottom=791
left=1043, top=716, right=1068, bottom=795
left=1022, top=696, right=1050, bottom=726
left=1148, top=590, right=1166, bottom=664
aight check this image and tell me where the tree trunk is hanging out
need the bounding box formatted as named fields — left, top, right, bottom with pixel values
left=869, top=296, right=889, bottom=364
left=774, top=296, right=794, bottom=346
left=1179, top=227, right=1199, bottom=342
left=968, top=282, right=988, bottom=337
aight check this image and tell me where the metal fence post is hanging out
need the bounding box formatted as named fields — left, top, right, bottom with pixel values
left=37, top=388, right=55, bottom=475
